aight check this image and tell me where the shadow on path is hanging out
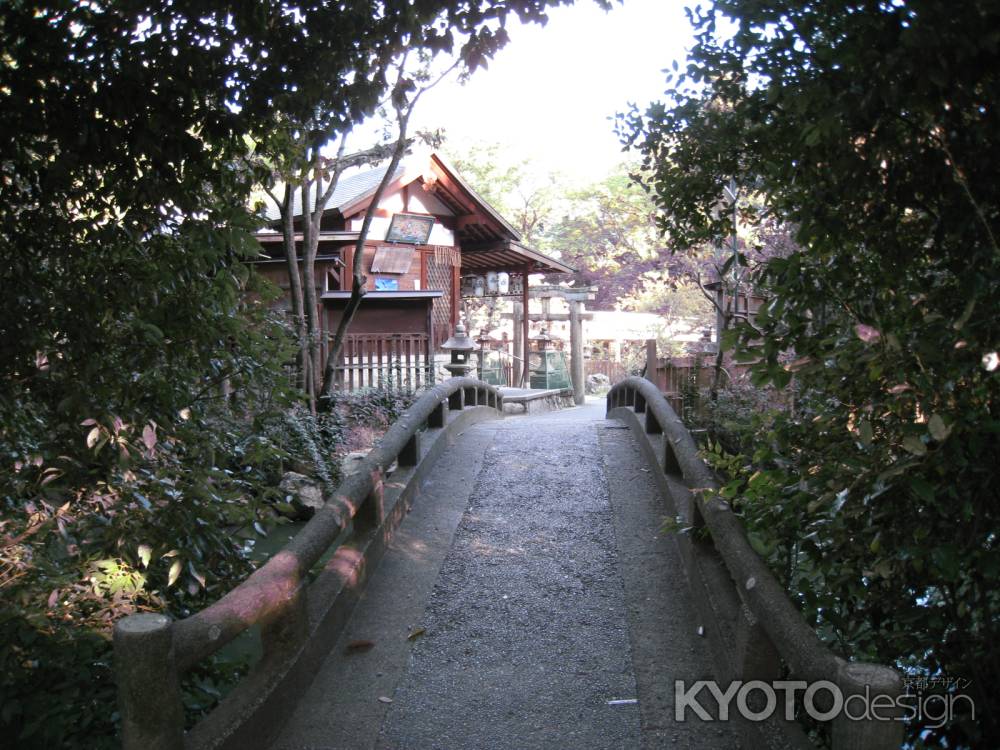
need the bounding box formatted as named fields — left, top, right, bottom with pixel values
left=270, top=400, right=746, bottom=750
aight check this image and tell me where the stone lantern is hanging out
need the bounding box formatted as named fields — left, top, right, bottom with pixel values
left=475, top=328, right=490, bottom=378
left=440, top=321, right=477, bottom=378
left=529, top=326, right=569, bottom=389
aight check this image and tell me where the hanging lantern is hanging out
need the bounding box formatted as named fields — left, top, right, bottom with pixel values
left=497, top=272, right=510, bottom=294
left=472, top=276, right=486, bottom=297
left=485, top=271, right=498, bottom=294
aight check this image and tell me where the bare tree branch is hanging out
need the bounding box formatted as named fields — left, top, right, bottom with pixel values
left=696, top=272, right=727, bottom=316
left=320, top=52, right=458, bottom=400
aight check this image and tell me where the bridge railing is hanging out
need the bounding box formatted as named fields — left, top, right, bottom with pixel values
left=607, top=377, right=902, bottom=750
left=113, top=377, right=504, bottom=750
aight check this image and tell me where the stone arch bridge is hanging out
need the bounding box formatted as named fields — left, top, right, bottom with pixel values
left=115, top=378, right=902, bottom=750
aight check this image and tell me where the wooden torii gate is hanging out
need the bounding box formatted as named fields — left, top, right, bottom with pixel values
left=503, top=285, right=597, bottom=405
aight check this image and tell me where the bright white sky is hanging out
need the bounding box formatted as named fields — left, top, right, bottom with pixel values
left=408, top=0, right=696, bottom=184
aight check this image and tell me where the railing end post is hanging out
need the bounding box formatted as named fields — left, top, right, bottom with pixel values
left=114, top=613, right=185, bottom=750
left=832, top=661, right=905, bottom=750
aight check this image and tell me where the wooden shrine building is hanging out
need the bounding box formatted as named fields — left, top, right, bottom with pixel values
left=252, top=152, right=574, bottom=389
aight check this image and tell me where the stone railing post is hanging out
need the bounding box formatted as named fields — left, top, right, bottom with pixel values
left=832, top=662, right=904, bottom=750
left=428, top=400, right=446, bottom=428
left=114, top=613, right=185, bottom=750
left=399, top=432, right=421, bottom=467
left=261, top=594, right=309, bottom=664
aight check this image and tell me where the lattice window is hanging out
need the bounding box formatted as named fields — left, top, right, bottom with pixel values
left=426, top=255, right=453, bottom=346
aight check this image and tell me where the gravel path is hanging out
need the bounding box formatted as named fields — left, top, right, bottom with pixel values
left=272, top=401, right=748, bottom=750
left=377, top=408, right=641, bottom=750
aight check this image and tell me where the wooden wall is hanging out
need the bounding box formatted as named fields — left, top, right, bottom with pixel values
left=255, top=242, right=458, bottom=353
left=342, top=244, right=458, bottom=296
left=323, top=298, right=433, bottom=336
left=345, top=244, right=425, bottom=292
left=255, top=258, right=342, bottom=310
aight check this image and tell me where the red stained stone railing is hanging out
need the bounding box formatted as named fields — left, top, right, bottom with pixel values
left=114, top=378, right=503, bottom=750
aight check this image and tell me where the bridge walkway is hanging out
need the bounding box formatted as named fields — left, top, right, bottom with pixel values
left=269, top=399, right=746, bottom=750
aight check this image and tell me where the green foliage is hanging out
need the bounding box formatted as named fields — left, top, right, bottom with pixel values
left=544, top=164, right=719, bottom=339
left=446, top=141, right=562, bottom=247
left=617, top=273, right=708, bottom=324
left=2, top=2, right=586, bottom=745
left=0, top=367, right=420, bottom=746
left=181, top=655, right=252, bottom=729
left=624, top=1, right=1000, bottom=744
left=545, top=163, right=671, bottom=304
left=327, top=386, right=418, bottom=435
left=281, top=406, right=347, bottom=488
left=694, top=377, right=784, bottom=455
left=0, top=390, right=294, bottom=746
left=692, top=382, right=806, bottom=587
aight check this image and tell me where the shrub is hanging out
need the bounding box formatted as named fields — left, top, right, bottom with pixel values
left=0, top=402, right=282, bottom=747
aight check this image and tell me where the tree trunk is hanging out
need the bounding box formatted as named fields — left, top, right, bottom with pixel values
left=320, top=107, right=413, bottom=401
left=710, top=299, right=733, bottom=402
left=300, top=174, right=322, bottom=407
left=277, top=183, right=310, bottom=394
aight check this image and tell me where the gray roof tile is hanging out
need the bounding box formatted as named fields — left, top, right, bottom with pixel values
left=263, top=164, right=404, bottom=223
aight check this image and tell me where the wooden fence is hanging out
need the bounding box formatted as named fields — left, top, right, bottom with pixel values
left=327, top=333, right=434, bottom=391
left=646, top=356, right=713, bottom=417
left=585, top=358, right=628, bottom=384
left=479, top=349, right=517, bottom=388
left=644, top=344, right=751, bottom=420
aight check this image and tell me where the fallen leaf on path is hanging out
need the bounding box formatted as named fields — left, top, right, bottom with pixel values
left=378, top=696, right=393, bottom=704
left=345, top=639, right=375, bottom=653
left=407, top=627, right=426, bottom=640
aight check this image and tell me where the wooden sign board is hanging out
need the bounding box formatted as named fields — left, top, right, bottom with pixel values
left=371, top=245, right=415, bottom=274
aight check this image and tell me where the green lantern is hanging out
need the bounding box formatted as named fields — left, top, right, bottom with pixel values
left=529, top=327, right=571, bottom=389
